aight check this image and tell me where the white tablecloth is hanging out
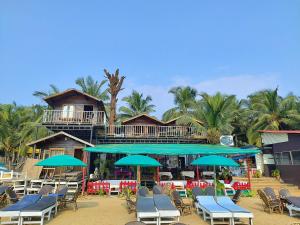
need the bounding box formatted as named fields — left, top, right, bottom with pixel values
left=181, top=171, right=195, bottom=178
left=159, top=172, right=173, bottom=179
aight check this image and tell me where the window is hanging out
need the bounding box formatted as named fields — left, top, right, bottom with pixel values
left=274, top=153, right=281, bottom=165
left=43, top=148, right=64, bottom=159
left=281, top=152, right=292, bottom=165
left=292, top=151, right=300, bottom=165
left=62, top=105, right=75, bottom=118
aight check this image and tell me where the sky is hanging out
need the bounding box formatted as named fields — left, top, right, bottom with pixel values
left=1, top=1, right=300, bottom=118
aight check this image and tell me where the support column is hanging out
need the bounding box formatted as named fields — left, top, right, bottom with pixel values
left=247, top=157, right=252, bottom=190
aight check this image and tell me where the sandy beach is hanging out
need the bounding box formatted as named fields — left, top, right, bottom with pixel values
left=47, top=195, right=300, bottom=225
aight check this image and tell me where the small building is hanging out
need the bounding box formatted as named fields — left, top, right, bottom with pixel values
left=259, top=130, right=300, bottom=187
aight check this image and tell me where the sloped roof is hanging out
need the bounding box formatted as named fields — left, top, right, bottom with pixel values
left=27, top=131, right=94, bottom=147
left=44, top=89, right=104, bottom=105
left=121, top=113, right=164, bottom=125
left=164, top=116, right=203, bottom=125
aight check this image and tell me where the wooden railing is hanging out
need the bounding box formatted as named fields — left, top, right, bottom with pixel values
left=104, top=125, right=205, bottom=138
left=42, top=110, right=105, bottom=125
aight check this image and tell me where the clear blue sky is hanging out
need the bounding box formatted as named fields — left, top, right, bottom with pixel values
left=1, top=1, right=300, bottom=118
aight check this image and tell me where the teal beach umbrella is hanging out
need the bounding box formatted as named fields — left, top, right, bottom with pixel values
left=35, top=155, right=87, bottom=167
left=115, top=155, right=161, bottom=183
left=191, top=155, right=239, bottom=195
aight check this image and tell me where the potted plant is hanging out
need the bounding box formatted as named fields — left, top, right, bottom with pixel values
left=271, top=169, right=280, bottom=180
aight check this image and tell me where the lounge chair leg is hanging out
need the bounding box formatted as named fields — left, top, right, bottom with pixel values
left=40, top=216, right=44, bottom=225
left=210, top=217, right=213, bottom=225
left=249, top=218, right=253, bottom=225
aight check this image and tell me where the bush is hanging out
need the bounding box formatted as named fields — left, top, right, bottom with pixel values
left=253, top=170, right=262, bottom=178
left=271, top=169, right=280, bottom=178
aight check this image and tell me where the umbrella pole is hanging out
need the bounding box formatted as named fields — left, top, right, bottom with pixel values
left=137, top=166, right=141, bottom=185
left=196, top=166, right=200, bottom=181
left=214, top=165, right=217, bottom=196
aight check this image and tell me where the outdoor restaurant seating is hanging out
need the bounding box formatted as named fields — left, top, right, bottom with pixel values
left=38, top=185, right=54, bottom=196
left=257, top=189, right=283, bottom=214
left=5, top=187, right=19, bottom=204
left=60, top=189, right=80, bottom=211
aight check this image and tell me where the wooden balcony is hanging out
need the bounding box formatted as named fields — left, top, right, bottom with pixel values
left=104, top=125, right=205, bottom=139
left=42, top=110, right=105, bottom=125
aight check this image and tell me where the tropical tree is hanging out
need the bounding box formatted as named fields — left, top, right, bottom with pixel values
left=104, top=69, right=125, bottom=125
left=0, top=104, right=47, bottom=168
left=246, top=88, right=300, bottom=145
left=118, top=90, right=155, bottom=120
left=162, top=86, right=197, bottom=122
left=75, top=76, right=109, bottom=101
left=193, top=92, right=238, bottom=144
left=33, top=84, right=60, bottom=99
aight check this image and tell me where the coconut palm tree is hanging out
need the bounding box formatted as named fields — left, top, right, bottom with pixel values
left=75, top=76, right=109, bottom=101
left=193, top=92, right=238, bottom=144
left=246, top=88, right=300, bottom=145
left=33, top=84, right=60, bottom=99
left=162, top=86, right=197, bottom=122
left=118, top=90, right=155, bottom=120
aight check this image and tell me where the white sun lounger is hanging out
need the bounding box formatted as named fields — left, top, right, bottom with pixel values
left=19, top=196, right=57, bottom=225
left=136, top=197, right=159, bottom=225
left=0, top=195, right=41, bottom=225
left=195, top=196, right=232, bottom=225
left=216, top=196, right=253, bottom=225
left=286, top=197, right=300, bottom=217
left=153, top=194, right=180, bottom=225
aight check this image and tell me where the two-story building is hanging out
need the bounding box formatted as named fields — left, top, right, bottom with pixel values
left=28, top=88, right=207, bottom=173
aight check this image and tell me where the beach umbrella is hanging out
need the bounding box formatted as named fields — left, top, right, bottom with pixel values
left=35, top=155, right=87, bottom=188
left=191, top=155, right=239, bottom=196
left=114, top=155, right=161, bottom=184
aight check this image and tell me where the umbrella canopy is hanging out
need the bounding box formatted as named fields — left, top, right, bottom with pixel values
left=191, top=155, right=239, bottom=167
left=115, top=155, right=161, bottom=167
left=35, top=155, right=87, bottom=167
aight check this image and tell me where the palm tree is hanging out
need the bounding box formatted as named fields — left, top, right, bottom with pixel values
left=193, top=92, right=238, bottom=144
left=75, top=76, right=109, bottom=101
left=104, top=69, right=125, bottom=125
left=246, top=88, right=300, bottom=145
left=119, top=90, right=155, bottom=120
left=33, top=84, right=60, bottom=99
left=162, top=86, right=197, bottom=122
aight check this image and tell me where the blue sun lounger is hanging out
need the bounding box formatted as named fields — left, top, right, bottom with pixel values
left=216, top=196, right=253, bottom=225
left=19, top=196, right=57, bottom=225
left=0, top=194, right=42, bottom=225
left=136, top=197, right=159, bottom=225
left=195, top=196, right=232, bottom=225
left=153, top=194, right=180, bottom=225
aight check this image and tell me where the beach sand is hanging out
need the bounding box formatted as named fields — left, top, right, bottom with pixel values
left=48, top=195, right=300, bottom=225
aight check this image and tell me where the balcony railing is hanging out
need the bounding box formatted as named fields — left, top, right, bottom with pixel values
left=42, top=110, right=105, bottom=125
left=104, top=125, right=205, bottom=138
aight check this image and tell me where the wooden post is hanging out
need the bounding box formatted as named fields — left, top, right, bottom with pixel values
left=196, top=166, right=200, bottom=181
left=156, top=157, right=160, bottom=183
left=82, top=151, right=87, bottom=194
left=247, top=157, right=252, bottom=190
left=137, top=166, right=141, bottom=185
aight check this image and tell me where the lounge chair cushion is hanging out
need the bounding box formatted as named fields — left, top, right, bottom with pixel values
left=153, top=194, right=177, bottom=211
left=21, top=196, right=57, bottom=211
left=216, top=197, right=250, bottom=213
left=196, top=196, right=228, bottom=213
left=136, top=197, right=156, bottom=213
left=287, top=197, right=300, bottom=208
left=2, top=194, right=42, bottom=211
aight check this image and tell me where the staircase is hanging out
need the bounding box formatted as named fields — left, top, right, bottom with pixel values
left=233, top=176, right=300, bottom=195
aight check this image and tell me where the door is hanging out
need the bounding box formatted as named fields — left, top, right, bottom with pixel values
left=83, top=105, right=94, bottom=123
left=74, top=149, right=83, bottom=161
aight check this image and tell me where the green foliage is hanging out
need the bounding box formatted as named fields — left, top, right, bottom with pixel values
left=271, top=169, right=280, bottom=178
left=241, top=190, right=256, bottom=197
left=75, top=76, right=109, bottom=101
left=97, top=189, right=106, bottom=196
left=119, top=90, right=155, bottom=120
left=186, top=189, right=193, bottom=198
left=33, top=84, right=60, bottom=99
left=253, top=170, right=262, bottom=178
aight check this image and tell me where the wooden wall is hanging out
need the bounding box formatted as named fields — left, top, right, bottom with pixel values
left=122, top=115, right=164, bottom=126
